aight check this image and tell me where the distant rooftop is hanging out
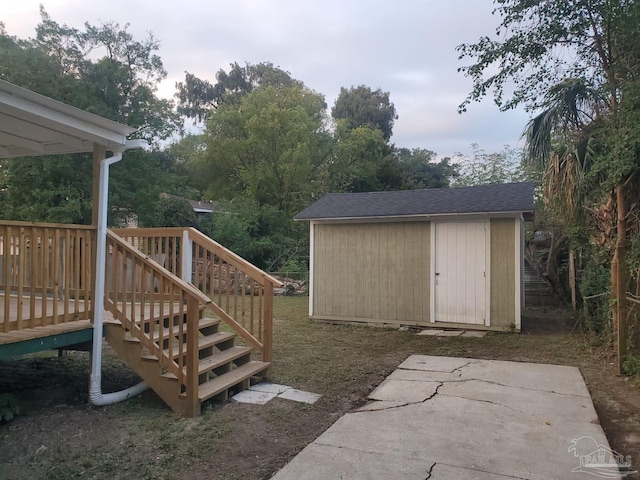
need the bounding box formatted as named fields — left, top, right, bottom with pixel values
left=294, top=183, right=534, bottom=221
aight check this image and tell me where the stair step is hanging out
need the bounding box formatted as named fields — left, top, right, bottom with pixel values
left=142, top=332, right=237, bottom=362
left=161, top=346, right=253, bottom=380
left=197, top=361, right=270, bottom=402
left=196, top=346, right=252, bottom=375
left=150, top=317, right=220, bottom=342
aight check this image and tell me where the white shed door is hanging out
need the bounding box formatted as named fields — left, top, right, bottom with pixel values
left=434, top=222, right=487, bottom=324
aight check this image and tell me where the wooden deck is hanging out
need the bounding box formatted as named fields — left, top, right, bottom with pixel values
left=0, top=293, right=191, bottom=359
left=2, top=293, right=91, bottom=331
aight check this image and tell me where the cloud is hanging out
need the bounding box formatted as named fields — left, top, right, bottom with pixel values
left=2, top=0, right=531, bottom=157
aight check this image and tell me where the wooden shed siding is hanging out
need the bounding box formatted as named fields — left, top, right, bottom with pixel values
left=490, top=218, right=516, bottom=327
left=313, top=222, right=430, bottom=324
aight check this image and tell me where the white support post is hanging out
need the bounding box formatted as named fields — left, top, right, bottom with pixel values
left=182, top=229, right=193, bottom=283
left=308, top=221, right=315, bottom=317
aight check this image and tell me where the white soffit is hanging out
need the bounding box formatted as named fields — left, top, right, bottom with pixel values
left=0, top=80, right=136, bottom=158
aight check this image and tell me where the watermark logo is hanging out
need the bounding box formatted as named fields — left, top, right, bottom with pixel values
left=569, top=436, right=636, bottom=478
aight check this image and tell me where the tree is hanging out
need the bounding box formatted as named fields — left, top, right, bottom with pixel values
left=0, top=9, right=183, bottom=224
left=457, top=0, right=625, bottom=113
left=452, top=144, right=535, bottom=187
left=326, top=122, right=390, bottom=192
left=459, top=0, right=640, bottom=370
left=193, top=84, right=330, bottom=214
left=332, top=85, right=398, bottom=141
left=394, top=148, right=459, bottom=189
left=175, top=62, right=301, bottom=121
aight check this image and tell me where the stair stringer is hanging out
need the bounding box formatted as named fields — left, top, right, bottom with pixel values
left=103, top=322, right=193, bottom=416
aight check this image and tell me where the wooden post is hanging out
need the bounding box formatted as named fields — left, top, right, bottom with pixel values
left=616, top=184, right=628, bottom=375
left=186, top=295, right=200, bottom=417
left=569, top=249, right=576, bottom=311
left=263, top=281, right=274, bottom=376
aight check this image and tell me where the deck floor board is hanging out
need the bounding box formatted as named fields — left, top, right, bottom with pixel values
left=0, top=294, right=186, bottom=346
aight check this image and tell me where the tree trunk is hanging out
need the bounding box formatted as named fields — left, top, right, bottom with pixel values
left=615, top=183, right=628, bottom=375
left=569, top=249, right=577, bottom=311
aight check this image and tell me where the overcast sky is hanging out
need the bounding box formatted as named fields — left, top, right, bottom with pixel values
left=2, top=0, right=531, bottom=158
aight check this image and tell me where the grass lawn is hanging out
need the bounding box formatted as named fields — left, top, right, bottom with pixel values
left=1, top=296, right=640, bottom=479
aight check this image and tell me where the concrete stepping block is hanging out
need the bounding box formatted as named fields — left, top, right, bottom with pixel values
left=232, top=389, right=278, bottom=405
left=249, top=382, right=291, bottom=394
left=416, top=329, right=444, bottom=336
left=278, top=388, right=322, bottom=404
left=436, top=330, right=463, bottom=337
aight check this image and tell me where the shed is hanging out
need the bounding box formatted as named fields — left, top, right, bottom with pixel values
left=294, top=182, right=535, bottom=331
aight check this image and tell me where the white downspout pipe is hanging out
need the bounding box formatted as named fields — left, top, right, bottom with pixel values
left=90, top=140, right=149, bottom=406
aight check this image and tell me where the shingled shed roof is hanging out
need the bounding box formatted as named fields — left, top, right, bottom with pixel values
left=294, top=182, right=535, bottom=221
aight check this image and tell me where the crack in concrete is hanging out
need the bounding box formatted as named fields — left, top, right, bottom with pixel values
left=438, top=392, right=530, bottom=415
left=404, top=359, right=478, bottom=375
left=389, top=375, right=587, bottom=398
left=359, top=382, right=443, bottom=412
left=438, top=377, right=589, bottom=398
left=357, top=402, right=411, bottom=412
left=450, top=360, right=478, bottom=374
left=424, top=462, right=435, bottom=479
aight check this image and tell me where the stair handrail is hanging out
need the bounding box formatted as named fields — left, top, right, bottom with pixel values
left=186, top=227, right=283, bottom=363
left=187, top=228, right=283, bottom=287
left=105, top=231, right=210, bottom=415
left=110, top=227, right=283, bottom=364
left=107, top=230, right=210, bottom=303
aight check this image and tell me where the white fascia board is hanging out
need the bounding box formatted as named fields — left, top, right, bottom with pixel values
left=0, top=88, right=135, bottom=148
left=0, top=113, right=87, bottom=149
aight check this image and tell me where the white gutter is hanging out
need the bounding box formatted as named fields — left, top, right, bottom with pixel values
left=90, top=139, right=149, bottom=406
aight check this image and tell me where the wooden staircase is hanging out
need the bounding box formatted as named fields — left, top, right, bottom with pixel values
left=104, top=229, right=282, bottom=417
left=103, top=311, right=270, bottom=415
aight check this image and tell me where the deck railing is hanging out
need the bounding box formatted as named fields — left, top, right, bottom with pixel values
left=0, top=221, right=95, bottom=332
left=112, top=227, right=283, bottom=362
left=106, top=230, right=210, bottom=415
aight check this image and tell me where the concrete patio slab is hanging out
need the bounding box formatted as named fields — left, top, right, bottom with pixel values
left=367, top=379, right=440, bottom=403
left=271, top=355, right=625, bottom=480
left=397, top=355, right=473, bottom=373
left=272, top=443, right=435, bottom=480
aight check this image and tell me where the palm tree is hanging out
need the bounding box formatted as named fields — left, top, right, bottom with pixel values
left=523, top=75, right=637, bottom=373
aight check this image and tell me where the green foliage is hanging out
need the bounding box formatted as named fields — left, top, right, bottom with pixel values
left=579, top=247, right=612, bottom=334
left=0, top=9, right=185, bottom=225
left=195, top=84, right=329, bottom=214
left=623, top=355, right=640, bottom=376
left=394, top=148, right=459, bottom=189
left=457, top=0, right=628, bottom=113
left=453, top=144, right=540, bottom=187
left=176, top=61, right=300, bottom=121
left=327, top=123, right=390, bottom=192
left=203, top=198, right=308, bottom=271
left=0, top=393, right=22, bottom=422
left=146, top=196, right=199, bottom=228
left=280, top=258, right=307, bottom=280
left=331, top=85, right=397, bottom=141
left=2, top=155, right=93, bottom=223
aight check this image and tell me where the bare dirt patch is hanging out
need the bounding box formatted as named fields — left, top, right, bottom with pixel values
left=1, top=298, right=640, bottom=479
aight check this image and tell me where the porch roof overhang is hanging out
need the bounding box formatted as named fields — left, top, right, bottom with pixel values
left=0, top=79, right=135, bottom=158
